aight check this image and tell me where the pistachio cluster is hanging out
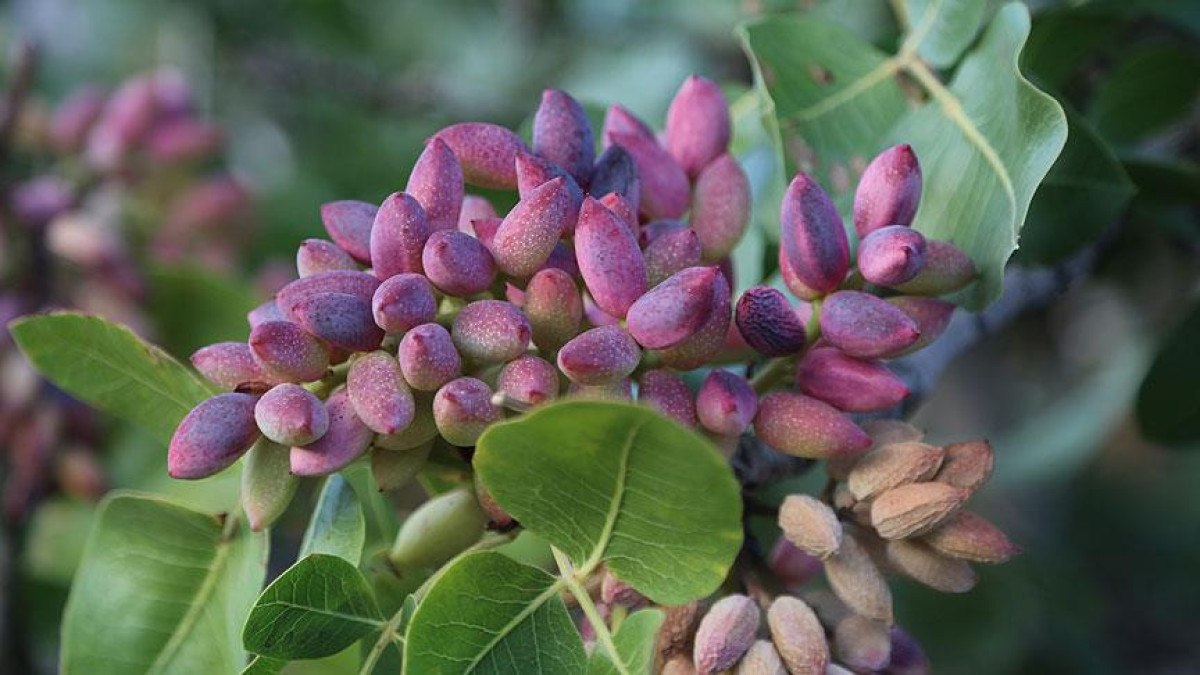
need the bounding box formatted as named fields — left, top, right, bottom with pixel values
left=1, top=64, right=252, bottom=521
left=164, top=70, right=1011, bottom=672
left=171, top=75, right=751, bottom=532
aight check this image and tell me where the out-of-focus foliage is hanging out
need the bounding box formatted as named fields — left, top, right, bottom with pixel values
left=2, top=1, right=1199, bottom=674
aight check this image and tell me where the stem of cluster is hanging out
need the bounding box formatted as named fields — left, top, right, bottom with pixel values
left=552, top=546, right=630, bottom=675
left=219, top=509, right=241, bottom=542
left=491, top=390, right=534, bottom=412
left=752, top=298, right=824, bottom=393
left=750, top=356, right=795, bottom=394
left=304, top=360, right=353, bottom=398
left=359, top=602, right=408, bottom=675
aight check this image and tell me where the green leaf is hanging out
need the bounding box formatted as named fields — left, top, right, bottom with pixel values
left=403, top=551, right=586, bottom=675
left=1017, top=104, right=1135, bottom=264
left=61, top=492, right=267, bottom=675
left=1090, top=44, right=1200, bottom=146
left=1136, top=303, right=1200, bottom=447
left=148, top=265, right=258, bottom=358
left=587, top=609, right=665, bottom=675
left=242, top=655, right=287, bottom=675
left=243, top=554, right=383, bottom=660
left=905, top=0, right=986, bottom=68
left=739, top=2, right=1068, bottom=308
left=807, top=0, right=900, bottom=47
left=475, top=401, right=743, bottom=605
left=9, top=312, right=216, bottom=444
left=300, top=474, right=367, bottom=565
left=730, top=88, right=778, bottom=287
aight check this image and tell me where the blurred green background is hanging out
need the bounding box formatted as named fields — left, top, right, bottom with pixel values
left=3, top=1, right=1199, bottom=673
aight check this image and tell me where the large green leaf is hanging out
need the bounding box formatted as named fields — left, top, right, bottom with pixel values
left=403, top=551, right=585, bottom=675
left=905, top=0, right=986, bottom=68
left=587, top=609, right=665, bottom=675
left=60, top=492, right=267, bottom=674
left=475, top=401, right=742, bottom=605
left=739, top=2, right=1068, bottom=308
left=1136, top=303, right=1200, bottom=448
left=242, top=554, right=383, bottom=660
left=9, top=312, right=216, bottom=444
left=300, top=475, right=366, bottom=566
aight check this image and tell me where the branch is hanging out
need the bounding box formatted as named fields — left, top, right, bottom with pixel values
left=0, top=39, right=36, bottom=171
left=735, top=228, right=1113, bottom=488
left=889, top=234, right=1107, bottom=412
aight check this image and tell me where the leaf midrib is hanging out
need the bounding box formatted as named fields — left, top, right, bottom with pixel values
left=462, top=581, right=565, bottom=674
left=758, top=0, right=1021, bottom=227
left=579, top=420, right=646, bottom=576
left=144, top=525, right=236, bottom=674
left=253, top=600, right=385, bottom=628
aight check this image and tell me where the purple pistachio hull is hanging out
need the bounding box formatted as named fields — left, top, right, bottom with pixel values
left=857, top=225, right=927, bottom=287
left=248, top=320, right=330, bottom=383
left=290, top=388, right=374, bottom=476
left=422, top=230, right=496, bottom=296
left=492, top=176, right=575, bottom=277
left=853, top=144, right=922, bottom=237
left=819, top=290, right=921, bottom=359
left=433, top=377, right=502, bottom=446
left=696, top=369, right=758, bottom=436
left=370, top=192, right=431, bottom=279
left=557, top=325, right=641, bottom=386
left=168, top=393, right=261, bottom=479
left=320, top=200, right=376, bottom=263
left=434, top=122, right=528, bottom=190
left=347, top=351, right=416, bottom=435
left=451, top=300, right=532, bottom=364
left=372, top=273, right=438, bottom=334
left=638, top=369, right=697, bottom=427
left=754, top=392, right=871, bottom=459
left=796, top=347, right=909, bottom=412
left=779, top=173, right=850, bottom=297
left=626, top=266, right=723, bottom=350
left=690, top=153, right=750, bottom=262
left=406, top=137, right=464, bottom=232
left=575, top=196, right=647, bottom=319
left=523, top=268, right=583, bottom=351
left=255, top=383, right=329, bottom=446
left=291, top=292, right=385, bottom=353
left=191, top=342, right=269, bottom=389
left=735, top=286, right=810, bottom=357
left=665, top=75, right=731, bottom=179
left=399, top=323, right=462, bottom=391
left=533, top=89, right=595, bottom=188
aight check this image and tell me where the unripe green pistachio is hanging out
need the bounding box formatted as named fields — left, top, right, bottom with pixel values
left=240, top=438, right=298, bottom=532
left=388, top=488, right=487, bottom=568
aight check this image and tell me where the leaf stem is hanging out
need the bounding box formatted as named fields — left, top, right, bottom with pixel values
left=750, top=356, right=795, bottom=393
left=750, top=299, right=821, bottom=394
left=552, top=546, right=629, bottom=675
left=358, top=601, right=408, bottom=675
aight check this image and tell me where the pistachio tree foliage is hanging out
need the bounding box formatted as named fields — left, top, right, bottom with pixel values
left=9, top=1, right=1107, bottom=673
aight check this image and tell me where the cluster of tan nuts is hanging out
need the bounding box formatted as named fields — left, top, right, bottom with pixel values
left=642, top=420, right=1018, bottom=674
